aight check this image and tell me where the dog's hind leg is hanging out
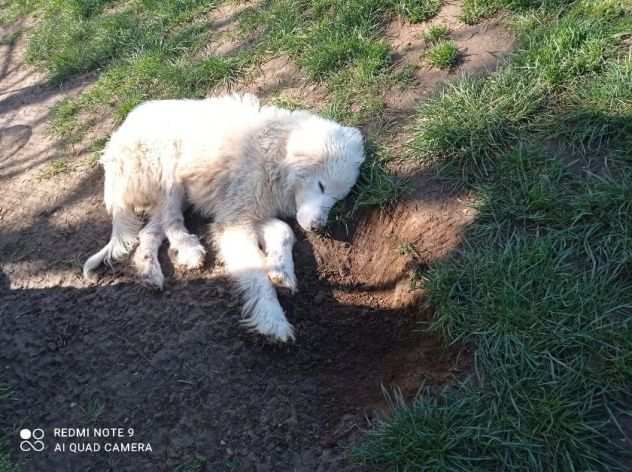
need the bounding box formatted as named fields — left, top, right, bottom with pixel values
left=133, top=212, right=166, bottom=289
left=214, top=223, right=295, bottom=342
left=258, top=219, right=297, bottom=294
left=162, top=185, right=206, bottom=270
left=83, top=206, right=141, bottom=279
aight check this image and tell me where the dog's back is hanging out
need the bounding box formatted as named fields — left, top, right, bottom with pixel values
left=101, top=94, right=265, bottom=212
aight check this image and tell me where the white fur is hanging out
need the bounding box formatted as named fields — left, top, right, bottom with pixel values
left=83, top=93, right=365, bottom=342
left=260, top=219, right=297, bottom=293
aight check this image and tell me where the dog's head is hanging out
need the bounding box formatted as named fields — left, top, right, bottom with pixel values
left=286, top=118, right=365, bottom=232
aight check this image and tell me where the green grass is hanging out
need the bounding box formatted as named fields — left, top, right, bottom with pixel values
left=39, top=158, right=70, bottom=179
left=236, top=0, right=424, bottom=132
left=460, top=0, right=503, bottom=24
left=396, top=0, right=443, bottom=23
left=411, top=72, right=545, bottom=173
left=330, top=142, right=407, bottom=227
left=423, top=24, right=450, bottom=44
left=555, top=57, right=632, bottom=157
left=425, top=39, right=459, bottom=69
left=412, top=0, right=629, bottom=173
left=31, top=0, right=252, bottom=135
left=33, top=0, right=440, bottom=207
left=358, top=0, right=632, bottom=470
left=460, top=0, right=577, bottom=24
left=0, top=0, right=43, bottom=24
left=26, top=0, right=221, bottom=81
left=353, top=149, right=407, bottom=210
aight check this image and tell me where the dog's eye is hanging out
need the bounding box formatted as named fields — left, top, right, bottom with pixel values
left=318, top=181, right=325, bottom=193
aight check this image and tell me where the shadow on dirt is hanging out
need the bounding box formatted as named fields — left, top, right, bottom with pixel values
left=0, top=124, right=31, bottom=161
left=0, top=19, right=95, bottom=184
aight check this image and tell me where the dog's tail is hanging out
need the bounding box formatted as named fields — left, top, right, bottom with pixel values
left=83, top=207, right=142, bottom=279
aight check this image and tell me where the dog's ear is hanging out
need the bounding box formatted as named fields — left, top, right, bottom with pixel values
left=284, top=123, right=326, bottom=180
left=287, top=121, right=364, bottom=162
left=342, top=126, right=363, bottom=143
left=286, top=124, right=323, bottom=161
left=339, top=126, right=365, bottom=164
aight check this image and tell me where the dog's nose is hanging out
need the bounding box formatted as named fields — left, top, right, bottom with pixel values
left=310, top=219, right=328, bottom=232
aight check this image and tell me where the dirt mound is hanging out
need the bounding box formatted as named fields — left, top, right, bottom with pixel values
left=312, top=173, right=476, bottom=311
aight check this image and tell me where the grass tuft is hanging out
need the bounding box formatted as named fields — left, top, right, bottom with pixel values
left=39, top=158, right=70, bottom=179
left=397, top=0, right=443, bottom=23
left=353, top=156, right=405, bottom=211
left=460, top=0, right=580, bottom=24
left=300, top=35, right=390, bottom=81
left=423, top=24, right=449, bottom=44
left=411, top=72, right=545, bottom=172
left=554, top=55, right=632, bottom=158
left=460, top=0, right=503, bottom=24
left=0, top=0, right=43, bottom=25
left=359, top=378, right=626, bottom=471
left=329, top=143, right=406, bottom=227
left=425, top=40, right=459, bottom=69
left=25, top=0, right=243, bottom=132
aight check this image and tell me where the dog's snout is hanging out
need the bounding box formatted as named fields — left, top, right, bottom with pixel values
left=297, top=211, right=327, bottom=232
left=309, top=217, right=329, bottom=232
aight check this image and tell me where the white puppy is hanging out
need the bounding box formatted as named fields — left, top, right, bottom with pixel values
left=83, top=94, right=365, bottom=342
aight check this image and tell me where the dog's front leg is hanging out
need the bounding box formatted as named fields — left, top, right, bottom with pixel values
left=214, top=223, right=295, bottom=342
left=162, top=185, right=206, bottom=270
left=258, top=219, right=297, bottom=294
left=133, top=215, right=166, bottom=289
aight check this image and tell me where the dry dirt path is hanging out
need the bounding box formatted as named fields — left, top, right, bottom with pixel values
left=0, top=5, right=510, bottom=470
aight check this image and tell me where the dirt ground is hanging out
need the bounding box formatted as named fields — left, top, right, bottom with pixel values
left=1, top=4, right=509, bottom=471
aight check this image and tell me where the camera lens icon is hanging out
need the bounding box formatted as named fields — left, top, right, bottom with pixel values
left=19, top=428, right=45, bottom=452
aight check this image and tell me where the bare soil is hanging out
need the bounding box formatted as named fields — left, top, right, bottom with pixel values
left=1, top=5, right=507, bottom=471
left=384, top=0, right=513, bottom=116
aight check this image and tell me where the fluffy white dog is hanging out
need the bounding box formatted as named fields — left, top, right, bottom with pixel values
left=83, top=94, right=365, bottom=342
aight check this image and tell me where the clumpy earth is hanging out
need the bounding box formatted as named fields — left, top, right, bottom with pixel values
left=0, top=5, right=507, bottom=471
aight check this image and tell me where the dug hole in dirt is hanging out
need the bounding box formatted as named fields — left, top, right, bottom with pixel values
left=0, top=3, right=509, bottom=470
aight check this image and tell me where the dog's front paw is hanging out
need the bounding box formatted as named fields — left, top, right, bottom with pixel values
left=134, top=252, right=165, bottom=290
left=268, top=267, right=298, bottom=294
left=139, top=265, right=164, bottom=290
left=137, top=268, right=164, bottom=290
left=176, top=244, right=206, bottom=270
left=243, top=301, right=296, bottom=342
left=265, top=319, right=296, bottom=343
